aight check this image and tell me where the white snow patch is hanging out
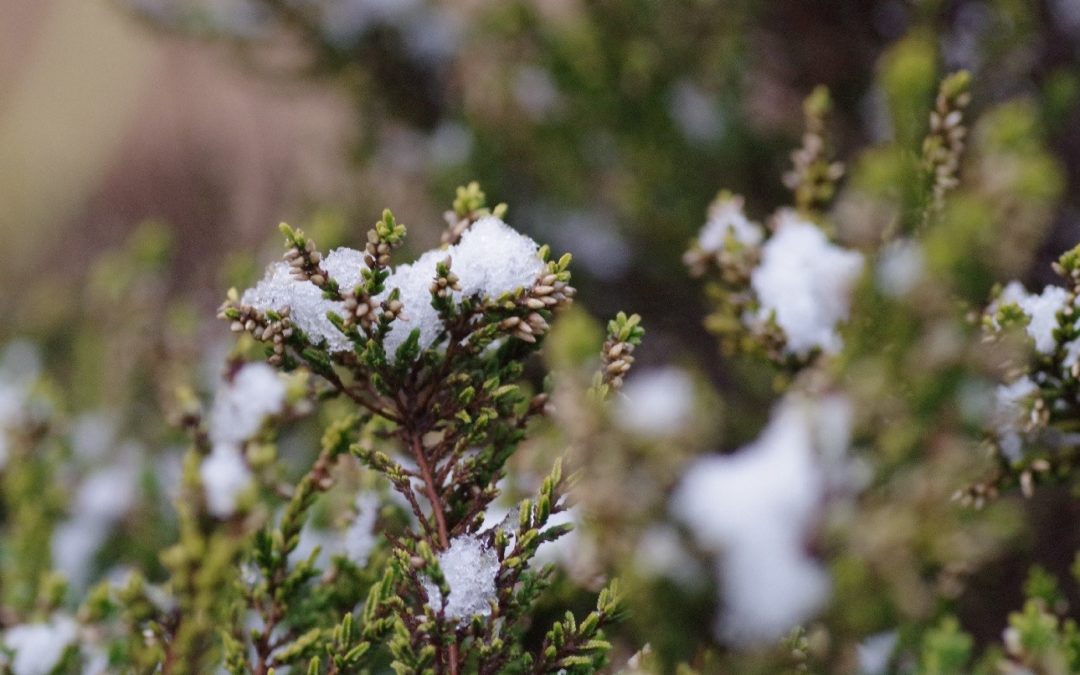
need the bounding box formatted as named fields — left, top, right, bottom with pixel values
left=423, top=534, right=500, bottom=623
left=668, top=79, right=725, bottom=143
left=51, top=461, right=139, bottom=589
left=2, top=615, right=78, bottom=675
left=671, top=394, right=851, bottom=645
left=200, top=443, right=253, bottom=518
left=451, top=216, right=545, bottom=300
left=616, top=367, right=695, bottom=437
left=322, top=247, right=369, bottom=292
left=876, top=239, right=924, bottom=298
left=857, top=630, right=899, bottom=675
left=208, top=362, right=287, bottom=447
left=380, top=249, right=447, bottom=357
left=1017, top=286, right=1070, bottom=354
left=241, top=262, right=353, bottom=353
left=750, top=211, right=863, bottom=356
left=697, top=195, right=763, bottom=252
left=633, top=525, right=702, bottom=587
left=993, top=376, right=1038, bottom=462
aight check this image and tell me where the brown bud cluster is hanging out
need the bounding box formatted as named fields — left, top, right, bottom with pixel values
left=381, top=297, right=405, bottom=323
left=923, top=85, right=970, bottom=217
left=500, top=271, right=576, bottom=342
left=600, top=335, right=636, bottom=391
left=218, top=303, right=294, bottom=366
left=429, top=256, right=461, bottom=300
left=365, top=229, right=394, bottom=268
left=440, top=212, right=473, bottom=246
left=340, top=292, right=381, bottom=331
left=284, top=237, right=335, bottom=292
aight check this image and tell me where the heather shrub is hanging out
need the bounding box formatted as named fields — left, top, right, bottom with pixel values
left=5, top=3, right=1080, bottom=674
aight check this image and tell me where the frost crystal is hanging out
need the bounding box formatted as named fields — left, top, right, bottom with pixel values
left=671, top=395, right=850, bottom=645
left=615, top=367, right=695, bottom=437
left=750, top=210, right=863, bottom=356
left=697, top=196, right=763, bottom=252
left=209, top=362, right=287, bottom=447
left=344, top=493, right=380, bottom=567
left=200, top=443, right=253, bottom=518
left=423, top=534, right=500, bottom=622
left=2, top=615, right=78, bottom=675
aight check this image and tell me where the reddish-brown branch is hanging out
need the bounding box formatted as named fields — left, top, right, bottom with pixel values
left=409, top=434, right=449, bottom=549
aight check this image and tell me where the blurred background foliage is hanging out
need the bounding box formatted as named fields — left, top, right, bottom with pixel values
left=3, top=0, right=1080, bottom=671
left=4, top=0, right=1079, bottom=397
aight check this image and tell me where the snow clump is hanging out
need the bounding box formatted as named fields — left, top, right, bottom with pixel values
left=423, top=534, right=500, bottom=622
left=240, top=216, right=545, bottom=360
left=749, top=210, right=864, bottom=356
left=241, top=262, right=355, bottom=354
left=696, top=195, right=763, bottom=252
left=671, top=394, right=853, bottom=645
left=2, top=614, right=78, bottom=675
left=993, top=376, right=1039, bottom=463
left=615, top=366, right=695, bottom=437
left=200, top=363, right=287, bottom=518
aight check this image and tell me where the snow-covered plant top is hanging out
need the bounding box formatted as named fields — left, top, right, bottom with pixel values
left=238, top=214, right=549, bottom=358
left=196, top=183, right=633, bottom=674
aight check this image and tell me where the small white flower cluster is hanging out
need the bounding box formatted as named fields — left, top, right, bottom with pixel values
left=695, top=201, right=864, bottom=357
left=671, top=394, right=853, bottom=645
left=1, top=614, right=78, bottom=675
left=241, top=216, right=545, bottom=358
left=200, top=362, right=287, bottom=518
left=423, top=534, right=500, bottom=623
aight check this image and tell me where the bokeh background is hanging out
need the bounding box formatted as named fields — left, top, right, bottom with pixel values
left=5, top=0, right=1078, bottom=386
